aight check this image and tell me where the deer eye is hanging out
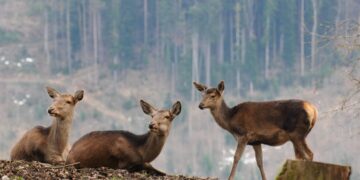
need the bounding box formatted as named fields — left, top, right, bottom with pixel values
left=210, top=95, right=216, bottom=98
left=165, top=116, right=170, bottom=119
left=66, top=101, right=72, bottom=104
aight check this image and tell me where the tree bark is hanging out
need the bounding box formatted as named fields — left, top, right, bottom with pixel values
left=277, top=160, right=351, bottom=180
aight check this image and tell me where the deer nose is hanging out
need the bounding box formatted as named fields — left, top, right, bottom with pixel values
left=199, top=103, right=204, bottom=109
left=149, top=123, right=155, bottom=129
left=48, top=108, right=54, bottom=114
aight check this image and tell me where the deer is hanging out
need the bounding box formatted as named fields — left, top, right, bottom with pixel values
left=10, top=87, right=84, bottom=164
left=193, top=81, right=317, bottom=180
left=66, top=99, right=181, bottom=175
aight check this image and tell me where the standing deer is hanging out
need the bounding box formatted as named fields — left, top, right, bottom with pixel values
left=10, top=87, right=84, bottom=164
left=66, top=99, right=181, bottom=175
left=193, top=81, right=317, bottom=180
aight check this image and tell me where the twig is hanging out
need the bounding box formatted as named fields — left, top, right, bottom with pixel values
left=321, top=101, right=360, bottom=115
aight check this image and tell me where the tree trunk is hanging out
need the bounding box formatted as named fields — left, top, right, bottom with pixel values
left=311, top=0, right=318, bottom=72
left=66, top=0, right=72, bottom=74
left=52, top=1, right=59, bottom=71
left=276, top=160, right=351, bottom=180
left=235, top=2, right=241, bottom=64
left=229, top=14, right=234, bottom=63
left=98, top=12, right=104, bottom=67
left=144, top=0, right=148, bottom=48
left=236, top=70, right=241, bottom=95
left=205, top=41, right=211, bottom=85
left=217, top=18, right=224, bottom=64
left=191, top=33, right=199, bottom=102
left=82, top=0, right=88, bottom=67
left=265, top=41, right=270, bottom=79
left=300, top=0, right=305, bottom=76
left=44, top=9, right=50, bottom=74
left=241, top=29, right=246, bottom=64
left=279, top=33, right=284, bottom=59
left=92, top=4, right=98, bottom=87
left=155, top=0, right=160, bottom=65
left=171, top=45, right=178, bottom=98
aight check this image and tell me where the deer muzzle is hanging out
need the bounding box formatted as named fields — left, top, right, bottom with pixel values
left=198, top=103, right=205, bottom=110
left=48, top=108, right=54, bottom=115
left=149, top=122, right=157, bottom=129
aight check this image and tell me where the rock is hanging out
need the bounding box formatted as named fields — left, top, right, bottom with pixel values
left=276, top=159, right=351, bottom=180
left=1, top=175, right=10, bottom=180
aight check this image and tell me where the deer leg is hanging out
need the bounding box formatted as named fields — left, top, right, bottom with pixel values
left=293, top=146, right=302, bottom=159
left=45, top=152, right=65, bottom=164
left=291, top=139, right=308, bottom=160
left=228, top=137, right=247, bottom=180
left=142, top=163, right=166, bottom=176
left=253, top=144, right=267, bottom=180
left=128, top=163, right=166, bottom=176
left=46, top=154, right=65, bottom=165
left=301, top=140, right=313, bottom=160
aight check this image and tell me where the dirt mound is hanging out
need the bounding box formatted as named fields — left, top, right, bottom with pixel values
left=0, top=160, right=216, bottom=180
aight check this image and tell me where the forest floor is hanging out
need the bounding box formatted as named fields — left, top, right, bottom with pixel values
left=0, top=160, right=216, bottom=180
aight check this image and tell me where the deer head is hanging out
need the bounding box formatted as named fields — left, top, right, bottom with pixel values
left=46, top=87, right=84, bottom=120
left=193, top=81, right=225, bottom=110
left=140, top=100, right=181, bottom=136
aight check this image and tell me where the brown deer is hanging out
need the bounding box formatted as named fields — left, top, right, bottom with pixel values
left=10, top=87, right=84, bottom=164
left=193, top=81, right=317, bottom=180
left=66, top=99, right=181, bottom=175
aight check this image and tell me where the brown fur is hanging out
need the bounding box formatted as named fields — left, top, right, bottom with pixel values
left=194, top=81, right=317, bottom=180
left=66, top=100, right=181, bottom=175
left=10, top=87, right=84, bottom=164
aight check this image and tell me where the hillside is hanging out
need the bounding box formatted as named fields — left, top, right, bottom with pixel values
left=0, top=160, right=216, bottom=180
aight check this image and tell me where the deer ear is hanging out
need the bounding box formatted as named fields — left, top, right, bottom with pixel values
left=171, top=101, right=181, bottom=116
left=74, top=90, right=84, bottom=103
left=217, top=80, right=225, bottom=93
left=46, top=86, right=60, bottom=99
left=193, top=82, right=207, bottom=92
left=140, top=100, right=157, bottom=116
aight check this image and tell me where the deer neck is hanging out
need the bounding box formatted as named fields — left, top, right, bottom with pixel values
left=47, top=113, right=73, bottom=154
left=139, top=132, right=167, bottom=163
left=210, top=99, right=231, bottom=130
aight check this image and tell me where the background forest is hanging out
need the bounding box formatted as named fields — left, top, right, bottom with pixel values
left=0, top=0, right=359, bottom=179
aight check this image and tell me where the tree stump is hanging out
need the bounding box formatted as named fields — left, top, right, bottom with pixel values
left=276, top=159, right=351, bottom=180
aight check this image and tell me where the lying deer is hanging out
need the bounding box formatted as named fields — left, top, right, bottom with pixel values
left=193, top=81, right=317, bottom=180
left=66, top=99, right=181, bottom=175
left=10, top=87, right=84, bottom=164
